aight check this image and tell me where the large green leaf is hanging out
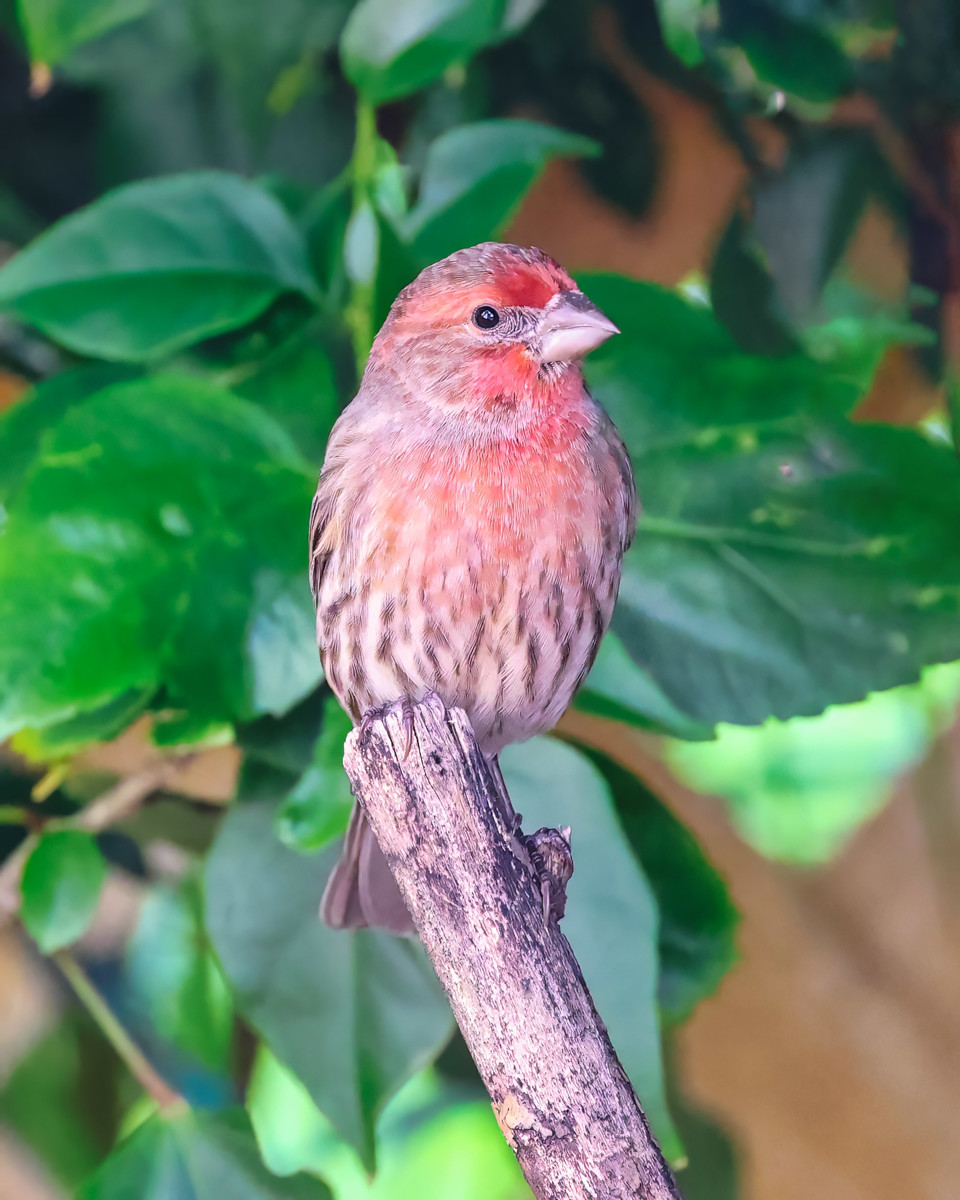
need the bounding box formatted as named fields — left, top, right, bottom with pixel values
left=0, top=172, right=318, bottom=361
left=577, top=633, right=714, bottom=740
left=340, top=0, right=503, bottom=105
left=0, top=375, right=321, bottom=740
left=126, top=877, right=234, bottom=1072
left=0, top=364, right=138, bottom=505
left=204, top=802, right=454, bottom=1170
left=402, top=119, right=599, bottom=264
left=20, top=830, right=107, bottom=953
left=77, top=1108, right=331, bottom=1200
left=16, top=0, right=152, bottom=65
left=233, top=340, right=341, bottom=470
left=578, top=747, right=739, bottom=1023
left=499, top=738, right=681, bottom=1162
left=582, top=274, right=960, bottom=725
left=721, top=0, right=852, bottom=102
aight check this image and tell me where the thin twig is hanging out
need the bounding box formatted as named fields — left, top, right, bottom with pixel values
left=53, top=949, right=186, bottom=1113
left=0, top=758, right=188, bottom=927
left=68, top=758, right=185, bottom=834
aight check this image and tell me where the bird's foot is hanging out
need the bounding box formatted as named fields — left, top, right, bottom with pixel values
left=506, top=813, right=574, bottom=927
left=358, top=697, right=419, bottom=760
left=526, top=826, right=574, bottom=927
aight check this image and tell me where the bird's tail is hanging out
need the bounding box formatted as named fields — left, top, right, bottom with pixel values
left=320, top=804, right=414, bottom=935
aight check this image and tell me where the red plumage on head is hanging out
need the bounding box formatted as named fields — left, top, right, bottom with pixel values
left=387, top=242, right=575, bottom=331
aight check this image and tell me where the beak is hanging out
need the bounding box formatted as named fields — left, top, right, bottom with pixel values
left=537, top=290, right=620, bottom=364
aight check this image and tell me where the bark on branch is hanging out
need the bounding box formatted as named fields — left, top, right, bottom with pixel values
left=343, top=693, right=683, bottom=1200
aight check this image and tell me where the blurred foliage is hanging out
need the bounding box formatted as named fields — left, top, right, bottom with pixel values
left=0, top=0, right=959, bottom=1196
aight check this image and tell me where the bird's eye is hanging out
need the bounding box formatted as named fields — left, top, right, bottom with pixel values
left=472, top=305, right=501, bottom=330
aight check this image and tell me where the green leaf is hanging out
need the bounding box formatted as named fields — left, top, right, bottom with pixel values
left=667, top=1064, right=740, bottom=1200
left=0, top=172, right=318, bottom=361
left=578, top=747, right=739, bottom=1024
left=577, top=633, right=714, bottom=740
left=0, top=1011, right=104, bottom=1186
left=233, top=340, right=341, bottom=469
left=750, top=134, right=887, bottom=332
left=340, top=0, right=504, bottom=105
left=653, top=0, right=713, bottom=66
left=669, top=663, right=960, bottom=862
left=582, top=274, right=960, bottom=726
left=344, top=200, right=380, bottom=288
left=16, top=0, right=152, bottom=65
left=722, top=0, right=852, bottom=102
left=204, top=802, right=454, bottom=1170
left=0, top=375, right=321, bottom=740
left=249, top=1056, right=526, bottom=1199
left=190, top=0, right=353, bottom=143
left=238, top=686, right=327, bottom=777
left=499, top=738, right=681, bottom=1162
left=403, top=119, right=599, bottom=264
left=21, top=830, right=107, bottom=953
left=0, top=364, right=138, bottom=505
left=710, top=213, right=798, bottom=356
left=77, top=1108, right=332, bottom=1200
left=275, top=696, right=354, bottom=852
left=126, top=877, right=234, bottom=1072
left=12, top=688, right=153, bottom=762
left=803, top=279, right=937, bottom=394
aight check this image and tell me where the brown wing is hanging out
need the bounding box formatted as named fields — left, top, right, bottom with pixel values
left=308, top=482, right=335, bottom=607
left=598, top=407, right=638, bottom=553
left=611, top=434, right=638, bottom=552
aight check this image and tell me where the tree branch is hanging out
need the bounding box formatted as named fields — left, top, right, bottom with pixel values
left=343, top=694, right=683, bottom=1200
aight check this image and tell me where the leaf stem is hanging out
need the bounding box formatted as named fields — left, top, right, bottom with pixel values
left=639, top=514, right=885, bottom=558
left=346, top=98, right=379, bottom=380
left=53, top=949, right=187, bottom=1114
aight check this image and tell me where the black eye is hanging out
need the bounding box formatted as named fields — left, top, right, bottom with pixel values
left=472, top=305, right=500, bottom=330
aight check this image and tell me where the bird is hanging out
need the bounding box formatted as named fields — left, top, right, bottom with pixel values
left=310, top=241, right=637, bottom=933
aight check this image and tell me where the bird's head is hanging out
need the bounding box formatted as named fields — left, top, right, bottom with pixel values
left=368, top=243, right=618, bottom=418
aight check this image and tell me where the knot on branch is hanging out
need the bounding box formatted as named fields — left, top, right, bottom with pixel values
left=525, top=825, right=574, bottom=925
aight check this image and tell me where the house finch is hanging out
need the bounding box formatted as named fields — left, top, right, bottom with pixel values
left=311, top=242, right=637, bottom=933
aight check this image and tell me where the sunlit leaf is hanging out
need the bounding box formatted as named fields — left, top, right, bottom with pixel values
left=0, top=375, right=320, bottom=740
left=249, top=1055, right=528, bottom=1199
left=669, top=664, right=960, bottom=861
